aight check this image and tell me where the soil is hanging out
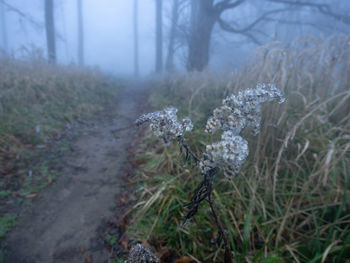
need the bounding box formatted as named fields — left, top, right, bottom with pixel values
left=5, top=84, right=149, bottom=263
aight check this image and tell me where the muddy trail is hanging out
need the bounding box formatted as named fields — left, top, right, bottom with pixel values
left=5, top=84, right=149, bottom=263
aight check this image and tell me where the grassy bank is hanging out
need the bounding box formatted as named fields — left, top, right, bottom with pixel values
left=124, top=35, right=350, bottom=262
left=0, top=53, right=121, bottom=260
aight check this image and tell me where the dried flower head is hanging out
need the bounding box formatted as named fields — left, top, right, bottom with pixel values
left=124, top=243, right=159, bottom=263
left=135, top=106, right=193, bottom=145
left=200, top=131, right=249, bottom=178
left=206, top=83, right=285, bottom=135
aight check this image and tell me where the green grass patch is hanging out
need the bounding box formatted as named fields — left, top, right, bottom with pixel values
left=0, top=215, right=17, bottom=263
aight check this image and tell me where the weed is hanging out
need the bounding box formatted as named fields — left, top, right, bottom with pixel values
left=126, top=35, right=350, bottom=262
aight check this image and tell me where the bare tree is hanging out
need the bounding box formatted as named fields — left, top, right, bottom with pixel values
left=165, top=0, right=179, bottom=71
left=45, top=0, right=56, bottom=64
left=155, top=0, right=163, bottom=73
left=187, top=0, right=218, bottom=71
left=186, top=0, right=290, bottom=71
left=77, top=0, right=84, bottom=66
left=133, top=0, right=139, bottom=77
left=185, top=0, right=350, bottom=71
left=0, top=1, right=7, bottom=52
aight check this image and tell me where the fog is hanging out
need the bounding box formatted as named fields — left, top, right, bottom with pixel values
left=1, top=0, right=350, bottom=75
left=2, top=0, right=157, bottom=75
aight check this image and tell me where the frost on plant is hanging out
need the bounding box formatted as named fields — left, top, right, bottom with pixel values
left=136, top=83, right=285, bottom=219
left=200, top=131, right=249, bottom=178
left=206, top=83, right=285, bottom=135
left=124, top=243, right=159, bottom=263
left=135, top=106, right=193, bottom=145
left=201, top=83, right=285, bottom=178
left=135, top=83, right=285, bottom=260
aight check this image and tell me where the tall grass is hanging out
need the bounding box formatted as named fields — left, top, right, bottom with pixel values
left=126, top=35, right=350, bottom=262
left=0, top=50, right=121, bottom=261
left=0, top=51, right=120, bottom=194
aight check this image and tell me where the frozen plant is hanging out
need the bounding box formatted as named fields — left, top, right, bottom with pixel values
left=206, top=83, right=285, bottom=135
left=124, top=243, right=159, bottom=263
left=136, top=83, right=285, bottom=263
left=135, top=106, right=193, bottom=145
left=200, top=130, right=249, bottom=178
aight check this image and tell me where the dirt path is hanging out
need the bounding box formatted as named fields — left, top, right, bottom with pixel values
left=5, top=84, right=148, bottom=263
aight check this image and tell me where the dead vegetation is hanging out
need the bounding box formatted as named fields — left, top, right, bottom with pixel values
left=122, top=35, right=350, bottom=262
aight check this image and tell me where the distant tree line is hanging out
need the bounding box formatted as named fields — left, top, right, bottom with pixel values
left=1, top=0, right=349, bottom=73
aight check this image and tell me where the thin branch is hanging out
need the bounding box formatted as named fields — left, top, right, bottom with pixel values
left=269, top=0, right=350, bottom=25
left=177, top=136, right=200, bottom=163
left=0, top=0, right=66, bottom=42
left=0, top=0, right=43, bottom=29
left=263, top=17, right=346, bottom=33
left=242, top=32, right=262, bottom=45
left=218, top=8, right=290, bottom=34
left=208, top=192, right=232, bottom=263
left=214, top=0, right=246, bottom=13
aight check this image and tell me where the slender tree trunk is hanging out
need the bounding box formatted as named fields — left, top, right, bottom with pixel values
left=187, top=0, right=216, bottom=71
left=155, top=0, right=163, bottom=73
left=45, top=0, right=56, bottom=64
left=133, top=0, right=139, bottom=77
left=0, top=1, right=7, bottom=52
left=165, top=0, right=179, bottom=72
left=77, top=0, right=84, bottom=66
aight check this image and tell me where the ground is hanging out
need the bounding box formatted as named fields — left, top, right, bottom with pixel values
left=5, top=84, right=148, bottom=263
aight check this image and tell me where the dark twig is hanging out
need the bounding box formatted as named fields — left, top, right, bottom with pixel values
left=184, top=167, right=233, bottom=263
left=177, top=136, right=200, bottom=163
left=208, top=192, right=233, bottom=263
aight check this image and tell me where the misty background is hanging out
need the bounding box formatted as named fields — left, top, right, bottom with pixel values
left=1, top=0, right=350, bottom=75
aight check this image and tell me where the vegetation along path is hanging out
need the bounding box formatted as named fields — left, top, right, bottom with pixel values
left=5, top=85, right=148, bottom=263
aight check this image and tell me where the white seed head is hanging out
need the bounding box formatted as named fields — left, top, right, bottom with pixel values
left=206, top=83, right=285, bottom=136
left=124, top=243, right=159, bottom=263
left=200, top=131, right=249, bottom=178
left=136, top=106, right=193, bottom=146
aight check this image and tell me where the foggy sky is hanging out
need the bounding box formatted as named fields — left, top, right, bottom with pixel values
left=2, top=0, right=158, bottom=76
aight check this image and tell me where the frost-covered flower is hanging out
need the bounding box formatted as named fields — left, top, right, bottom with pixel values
left=205, top=83, right=285, bottom=135
left=205, top=105, right=246, bottom=135
left=124, top=243, right=159, bottom=263
left=200, top=131, right=249, bottom=178
left=135, top=106, right=193, bottom=146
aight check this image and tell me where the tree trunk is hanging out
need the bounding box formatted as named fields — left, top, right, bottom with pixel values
left=133, top=0, right=139, bottom=77
left=0, top=1, right=7, bottom=52
left=155, top=0, right=163, bottom=73
left=187, top=0, right=216, bottom=71
left=45, top=0, right=56, bottom=64
left=165, top=0, right=179, bottom=72
left=77, top=0, right=84, bottom=66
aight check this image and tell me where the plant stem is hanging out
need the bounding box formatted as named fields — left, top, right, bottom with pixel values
left=208, top=192, right=233, bottom=263
left=177, top=136, right=200, bottom=163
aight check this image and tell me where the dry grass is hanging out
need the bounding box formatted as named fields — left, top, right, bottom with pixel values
left=0, top=51, right=120, bottom=196
left=0, top=50, right=121, bottom=261
left=126, top=35, right=350, bottom=262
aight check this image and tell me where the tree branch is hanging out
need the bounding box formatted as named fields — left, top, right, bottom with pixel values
left=0, top=0, right=43, bottom=29
left=218, top=8, right=289, bottom=34
left=214, top=0, right=245, bottom=13
left=269, top=0, right=350, bottom=25
left=0, top=0, right=66, bottom=43
left=263, top=17, right=344, bottom=33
